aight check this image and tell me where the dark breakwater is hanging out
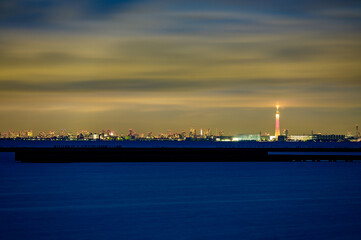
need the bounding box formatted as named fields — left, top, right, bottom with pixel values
left=1, top=140, right=360, bottom=162
left=6, top=147, right=361, bottom=162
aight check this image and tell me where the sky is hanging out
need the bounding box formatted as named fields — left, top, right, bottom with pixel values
left=0, top=0, right=360, bottom=135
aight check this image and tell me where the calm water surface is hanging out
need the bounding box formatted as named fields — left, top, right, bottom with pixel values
left=1, top=153, right=361, bottom=240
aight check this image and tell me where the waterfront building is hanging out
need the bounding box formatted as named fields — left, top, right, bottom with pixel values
left=288, top=135, right=313, bottom=142
left=216, top=136, right=233, bottom=141
left=232, top=134, right=261, bottom=141
left=277, top=135, right=287, bottom=142
left=312, top=134, right=345, bottom=142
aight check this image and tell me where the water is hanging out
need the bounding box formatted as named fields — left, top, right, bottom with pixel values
left=1, top=152, right=361, bottom=240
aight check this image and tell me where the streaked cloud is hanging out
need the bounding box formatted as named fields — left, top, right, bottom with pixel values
left=0, top=0, right=360, bottom=134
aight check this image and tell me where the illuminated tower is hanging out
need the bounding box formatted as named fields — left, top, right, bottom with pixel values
left=275, top=105, right=280, bottom=139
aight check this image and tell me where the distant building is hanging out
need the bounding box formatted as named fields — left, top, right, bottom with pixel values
left=312, top=134, right=345, bottom=142
left=147, top=132, right=153, bottom=139
left=232, top=134, right=261, bottom=141
left=277, top=135, right=287, bottom=142
left=260, top=135, right=270, bottom=141
left=25, top=130, right=33, bottom=137
left=92, top=133, right=98, bottom=140
left=288, top=135, right=313, bottom=142
left=205, top=128, right=211, bottom=138
left=216, top=136, right=233, bottom=141
left=189, top=128, right=196, bottom=138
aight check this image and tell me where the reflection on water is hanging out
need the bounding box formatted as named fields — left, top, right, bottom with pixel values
left=1, top=153, right=361, bottom=240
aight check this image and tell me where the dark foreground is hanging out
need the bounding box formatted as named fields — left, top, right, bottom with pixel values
left=1, top=153, right=361, bottom=240
left=4, top=147, right=361, bottom=162
left=1, top=140, right=360, bottom=162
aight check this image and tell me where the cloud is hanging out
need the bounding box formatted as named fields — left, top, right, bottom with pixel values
left=0, top=0, right=360, bottom=133
left=0, top=79, right=227, bottom=92
left=0, top=78, right=311, bottom=93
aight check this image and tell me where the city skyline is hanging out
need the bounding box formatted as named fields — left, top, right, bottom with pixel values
left=1, top=105, right=359, bottom=138
left=0, top=0, right=360, bottom=133
left=0, top=105, right=360, bottom=136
